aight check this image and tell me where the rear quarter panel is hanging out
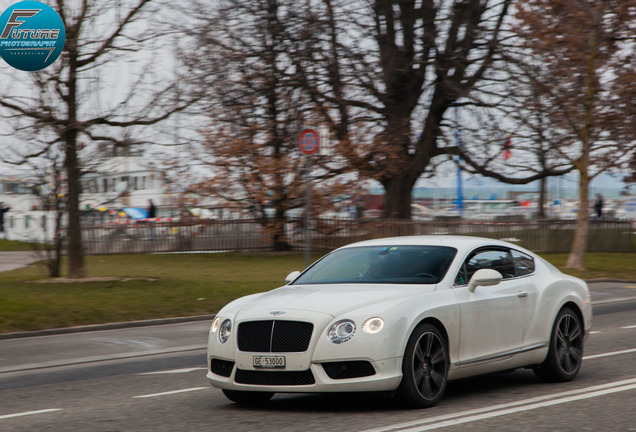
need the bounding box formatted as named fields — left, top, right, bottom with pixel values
left=523, top=259, right=592, bottom=349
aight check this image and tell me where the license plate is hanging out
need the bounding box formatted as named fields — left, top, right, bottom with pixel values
left=253, top=355, right=286, bottom=369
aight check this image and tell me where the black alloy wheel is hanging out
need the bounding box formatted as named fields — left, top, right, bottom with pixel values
left=535, top=306, right=584, bottom=382
left=397, top=323, right=449, bottom=408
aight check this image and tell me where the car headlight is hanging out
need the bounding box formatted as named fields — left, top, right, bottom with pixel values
left=211, top=316, right=220, bottom=333
left=218, top=319, right=232, bottom=344
left=327, top=319, right=356, bottom=344
left=362, top=317, right=384, bottom=334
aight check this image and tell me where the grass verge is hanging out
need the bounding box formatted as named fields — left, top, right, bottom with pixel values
left=0, top=251, right=634, bottom=334
left=539, top=253, right=636, bottom=281
left=0, top=239, right=42, bottom=251
left=0, top=253, right=319, bottom=334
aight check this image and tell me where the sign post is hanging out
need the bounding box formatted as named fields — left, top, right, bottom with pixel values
left=297, top=128, right=320, bottom=268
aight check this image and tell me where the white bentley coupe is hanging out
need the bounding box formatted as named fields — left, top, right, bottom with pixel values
left=207, top=236, right=592, bottom=408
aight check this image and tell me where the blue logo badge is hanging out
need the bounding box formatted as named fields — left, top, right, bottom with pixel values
left=0, top=1, right=65, bottom=71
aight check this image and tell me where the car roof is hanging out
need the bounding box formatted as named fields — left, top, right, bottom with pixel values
left=340, top=235, right=529, bottom=255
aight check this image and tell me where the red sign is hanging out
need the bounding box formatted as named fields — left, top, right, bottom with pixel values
left=297, top=128, right=320, bottom=155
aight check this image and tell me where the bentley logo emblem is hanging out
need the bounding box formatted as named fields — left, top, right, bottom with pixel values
left=269, top=311, right=286, bottom=316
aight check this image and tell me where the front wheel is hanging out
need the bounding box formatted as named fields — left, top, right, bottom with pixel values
left=534, top=307, right=584, bottom=382
left=396, top=323, right=449, bottom=408
left=222, top=389, right=274, bottom=405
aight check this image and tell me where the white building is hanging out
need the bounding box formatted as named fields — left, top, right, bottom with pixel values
left=0, top=154, right=176, bottom=243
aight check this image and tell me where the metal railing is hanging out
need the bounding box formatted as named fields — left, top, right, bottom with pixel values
left=79, top=218, right=633, bottom=255
left=82, top=219, right=270, bottom=255
left=304, top=218, right=633, bottom=253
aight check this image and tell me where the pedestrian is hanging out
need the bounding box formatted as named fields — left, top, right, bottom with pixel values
left=147, top=199, right=156, bottom=218
left=0, top=202, right=10, bottom=238
left=146, top=199, right=157, bottom=240
left=594, top=194, right=604, bottom=220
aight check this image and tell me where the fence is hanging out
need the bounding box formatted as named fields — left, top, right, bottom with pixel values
left=306, top=219, right=633, bottom=253
left=82, top=219, right=270, bottom=255
left=80, top=218, right=634, bottom=255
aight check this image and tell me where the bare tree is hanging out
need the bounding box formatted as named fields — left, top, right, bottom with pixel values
left=30, top=147, right=66, bottom=278
left=292, top=0, right=514, bottom=218
left=455, top=64, right=576, bottom=218
left=0, top=0, right=193, bottom=277
left=183, top=0, right=352, bottom=250
left=507, top=0, right=636, bottom=270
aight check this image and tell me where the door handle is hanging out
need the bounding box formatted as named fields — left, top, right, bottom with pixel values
left=517, top=291, right=528, bottom=298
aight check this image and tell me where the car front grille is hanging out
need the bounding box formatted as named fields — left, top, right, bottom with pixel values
left=234, top=369, right=315, bottom=386
left=237, top=320, right=314, bottom=353
left=321, top=361, right=376, bottom=380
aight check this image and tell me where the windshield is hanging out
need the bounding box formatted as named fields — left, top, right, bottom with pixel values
left=292, top=245, right=457, bottom=285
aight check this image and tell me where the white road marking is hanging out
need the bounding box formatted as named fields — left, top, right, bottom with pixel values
left=620, top=325, right=636, bottom=329
left=133, top=387, right=208, bottom=398
left=584, top=347, right=636, bottom=360
left=139, top=367, right=207, bottom=375
left=0, top=409, right=62, bottom=420
left=361, top=378, right=636, bottom=432
left=399, top=383, right=636, bottom=431
left=589, top=331, right=601, bottom=334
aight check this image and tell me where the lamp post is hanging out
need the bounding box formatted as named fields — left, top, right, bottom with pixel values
left=297, top=128, right=320, bottom=268
left=454, top=104, right=464, bottom=218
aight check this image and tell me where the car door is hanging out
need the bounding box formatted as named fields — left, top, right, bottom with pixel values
left=453, top=247, right=535, bottom=365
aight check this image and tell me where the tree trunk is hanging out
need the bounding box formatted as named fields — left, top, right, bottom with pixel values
left=49, top=208, right=64, bottom=278
left=565, top=172, right=590, bottom=270
left=272, top=232, right=292, bottom=251
left=382, top=173, right=417, bottom=219
left=64, top=39, right=86, bottom=278
left=566, top=21, right=598, bottom=272
left=537, top=176, right=547, bottom=219
left=271, top=207, right=291, bottom=251
left=64, top=135, right=86, bottom=278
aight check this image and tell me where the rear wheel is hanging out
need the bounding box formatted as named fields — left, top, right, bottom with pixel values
left=396, top=323, right=448, bottom=408
left=222, top=389, right=275, bottom=404
left=534, top=307, right=584, bottom=382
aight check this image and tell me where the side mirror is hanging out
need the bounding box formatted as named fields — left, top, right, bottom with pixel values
left=285, top=271, right=301, bottom=284
left=467, top=269, right=503, bottom=293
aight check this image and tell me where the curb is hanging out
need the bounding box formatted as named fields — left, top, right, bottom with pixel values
left=0, top=314, right=215, bottom=341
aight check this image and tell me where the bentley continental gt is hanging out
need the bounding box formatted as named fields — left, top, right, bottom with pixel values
left=206, top=236, right=592, bottom=408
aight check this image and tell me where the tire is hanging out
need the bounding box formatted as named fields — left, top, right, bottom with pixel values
left=534, top=307, right=584, bottom=382
left=396, top=323, right=449, bottom=408
left=222, top=389, right=275, bottom=405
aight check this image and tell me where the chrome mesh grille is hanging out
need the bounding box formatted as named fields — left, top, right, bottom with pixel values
left=237, top=320, right=313, bottom=353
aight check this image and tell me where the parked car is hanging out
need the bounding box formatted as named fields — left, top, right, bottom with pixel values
left=207, top=235, right=591, bottom=408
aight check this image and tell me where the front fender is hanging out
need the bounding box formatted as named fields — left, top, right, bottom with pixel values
left=311, top=289, right=460, bottom=364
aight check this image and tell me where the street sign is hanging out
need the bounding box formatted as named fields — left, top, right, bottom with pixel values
left=297, top=128, right=320, bottom=155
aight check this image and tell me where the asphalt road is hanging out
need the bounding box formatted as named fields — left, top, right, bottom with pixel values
left=0, top=282, right=635, bottom=431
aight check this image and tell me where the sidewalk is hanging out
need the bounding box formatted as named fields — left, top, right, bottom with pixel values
left=0, top=251, right=42, bottom=272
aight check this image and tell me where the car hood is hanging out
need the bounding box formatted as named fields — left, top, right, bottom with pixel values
left=231, top=283, right=436, bottom=318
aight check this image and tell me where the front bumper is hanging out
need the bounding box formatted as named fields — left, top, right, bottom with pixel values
left=206, top=356, right=403, bottom=393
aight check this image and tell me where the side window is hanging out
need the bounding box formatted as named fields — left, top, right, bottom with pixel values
left=512, top=249, right=535, bottom=276
left=456, top=248, right=515, bottom=285
left=455, top=262, right=467, bottom=285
